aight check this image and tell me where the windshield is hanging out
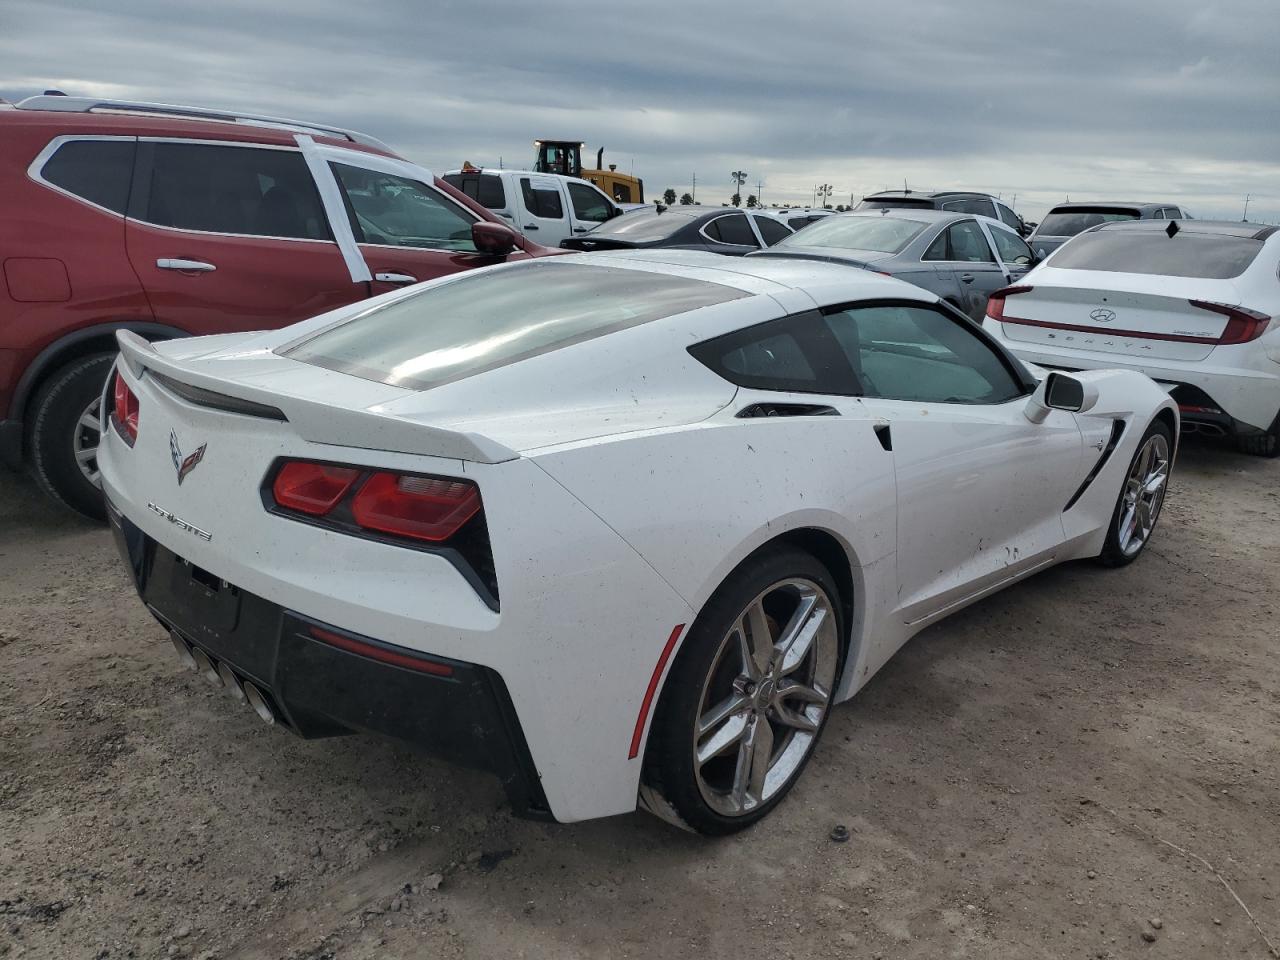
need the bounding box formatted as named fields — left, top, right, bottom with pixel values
left=1036, top=208, right=1140, bottom=237
left=281, top=260, right=748, bottom=390
left=1048, top=231, right=1263, bottom=279
left=587, top=209, right=697, bottom=242
left=776, top=215, right=927, bottom=253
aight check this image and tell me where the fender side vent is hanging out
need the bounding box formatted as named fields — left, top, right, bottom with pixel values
left=874, top=423, right=892, bottom=451
left=736, top=402, right=839, bottom=419
left=1064, top=419, right=1126, bottom=511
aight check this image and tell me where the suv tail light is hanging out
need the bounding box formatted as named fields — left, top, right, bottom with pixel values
left=986, top=286, right=1033, bottom=322
left=111, top=371, right=139, bottom=444
left=1189, top=300, right=1272, bottom=345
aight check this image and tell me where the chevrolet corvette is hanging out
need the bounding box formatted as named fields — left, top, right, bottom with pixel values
left=99, top=252, right=1177, bottom=834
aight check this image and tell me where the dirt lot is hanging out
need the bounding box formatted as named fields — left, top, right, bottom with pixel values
left=1, top=436, right=1278, bottom=960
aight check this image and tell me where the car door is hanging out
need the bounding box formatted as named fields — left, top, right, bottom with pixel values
left=937, top=218, right=1007, bottom=320
left=510, top=174, right=570, bottom=245
left=700, top=213, right=762, bottom=256
left=819, top=301, right=1084, bottom=627
left=565, top=180, right=615, bottom=239
left=980, top=220, right=1037, bottom=284
left=124, top=139, right=365, bottom=334
left=327, top=157, right=512, bottom=296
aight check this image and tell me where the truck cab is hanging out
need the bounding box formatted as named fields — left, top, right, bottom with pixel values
left=442, top=168, right=622, bottom=247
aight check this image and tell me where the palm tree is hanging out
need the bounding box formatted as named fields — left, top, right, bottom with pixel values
left=730, top=171, right=747, bottom=207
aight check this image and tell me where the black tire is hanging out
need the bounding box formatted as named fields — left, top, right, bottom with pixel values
left=1235, top=416, right=1280, bottom=458
left=27, top=353, right=115, bottom=521
left=1097, top=419, right=1174, bottom=568
left=643, top=546, right=845, bottom=835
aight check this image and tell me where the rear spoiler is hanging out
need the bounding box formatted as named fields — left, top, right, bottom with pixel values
left=747, top=250, right=874, bottom=271
left=115, top=331, right=519, bottom=464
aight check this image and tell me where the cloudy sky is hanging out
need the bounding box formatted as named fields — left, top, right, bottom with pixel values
left=2, top=0, right=1276, bottom=221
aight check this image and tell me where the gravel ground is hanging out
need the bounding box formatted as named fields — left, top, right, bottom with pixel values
left=1, top=435, right=1278, bottom=960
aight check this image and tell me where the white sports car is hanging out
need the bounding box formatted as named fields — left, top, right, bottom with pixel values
left=99, top=252, right=1177, bottom=834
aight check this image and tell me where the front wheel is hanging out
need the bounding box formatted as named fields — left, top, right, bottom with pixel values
left=1097, top=419, right=1173, bottom=567
left=642, top=547, right=844, bottom=835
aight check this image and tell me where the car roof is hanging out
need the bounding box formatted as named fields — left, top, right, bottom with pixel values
left=1047, top=202, right=1174, bottom=212
left=7, top=95, right=397, bottom=156
left=862, top=190, right=996, bottom=202
left=1093, top=219, right=1277, bottom=240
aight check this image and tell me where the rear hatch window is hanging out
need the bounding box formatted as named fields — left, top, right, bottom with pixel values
left=281, top=260, right=748, bottom=390
left=1048, top=230, right=1263, bottom=279
left=856, top=198, right=932, bottom=210
left=442, top=172, right=506, bottom=209
left=1036, top=208, right=1139, bottom=237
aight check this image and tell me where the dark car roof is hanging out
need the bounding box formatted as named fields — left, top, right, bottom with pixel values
left=1094, top=219, right=1277, bottom=241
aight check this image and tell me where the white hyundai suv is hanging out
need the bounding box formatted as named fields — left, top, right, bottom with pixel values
left=983, top=219, right=1280, bottom=456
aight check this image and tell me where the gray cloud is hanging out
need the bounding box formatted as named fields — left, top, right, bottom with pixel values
left=2, top=0, right=1276, bottom=220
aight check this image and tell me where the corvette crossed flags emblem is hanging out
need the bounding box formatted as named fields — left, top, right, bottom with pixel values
left=169, top=430, right=207, bottom=485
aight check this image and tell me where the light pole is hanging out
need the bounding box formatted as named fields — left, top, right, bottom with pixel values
left=816, top=183, right=833, bottom=209
left=731, top=170, right=747, bottom=207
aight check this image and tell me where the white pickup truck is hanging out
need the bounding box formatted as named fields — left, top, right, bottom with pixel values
left=442, top=168, right=625, bottom=247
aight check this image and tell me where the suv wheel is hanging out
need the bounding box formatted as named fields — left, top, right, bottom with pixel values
left=28, top=354, right=115, bottom=520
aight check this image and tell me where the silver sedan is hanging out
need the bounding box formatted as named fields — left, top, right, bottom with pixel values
left=751, top=209, right=1039, bottom=321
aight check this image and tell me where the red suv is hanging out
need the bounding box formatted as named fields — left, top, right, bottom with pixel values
left=0, top=95, right=556, bottom=518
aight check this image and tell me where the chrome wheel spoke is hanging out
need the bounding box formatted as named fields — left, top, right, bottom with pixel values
left=772, top=702, right=819, bottom=733
left=776, top=678, right=828, bottom=706
left=1142, top=465, right=1168, bottom=497
left=79, top=410, right=101, bottom=432
left=697, top=713, right=748, bottom=768
left=775, top=593, right=823, bottom=675
left=745, top=601, right=775, bottom=676
left=698, top=694, right=747, bottom=737
left=746, top=717, right=773, bottom=804
left=74, top=446, right=97, bottom=465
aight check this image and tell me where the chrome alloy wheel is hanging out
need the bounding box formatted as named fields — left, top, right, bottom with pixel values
left=1117, top=433, right=1170, bottom=557
left=72, top=396, right=104, bottom=487
left=692, top=577, right=838, bottom=817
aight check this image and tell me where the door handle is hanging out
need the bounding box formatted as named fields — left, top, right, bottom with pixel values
left=156, top=258, right=215, bottom=272
left=524, top=224, right=540, bottom=230
left=374, top=272, right=418, bottom=285
left=573, top=227, right=589, bottom=234
left=959, top=273, right=975, bottom=283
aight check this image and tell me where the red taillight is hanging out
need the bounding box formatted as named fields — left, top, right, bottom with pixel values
left=112, top=371, right=139, bottom=444
left=351, top=472, right=481, bottom=543
left=272, top=462, right=359, bottom=515
left=1189, top=300, right=1272, bottom=345
left=986, top=285, right=1033, bottom=322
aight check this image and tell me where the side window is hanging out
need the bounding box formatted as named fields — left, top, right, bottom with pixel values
left=331, top=162, right=476, bottom=251
left=996, top=203, right=1022, bottom=230
left=946, top=220, right=996, bottom=263
left=443, top=174, right=506, bottom=210
left=922, top=229, right=950, bottom=261
left=1150, top=208, right=1165, bottom=220
left=567, top=181, right=611, bottom=222
left=941, top=198, right=995, bottom=217
left=520, top=178, right=564, bottom=219
left=705, top=214, right=758, bottom=247
left=688, top=311, right=849, bottom=394
left=988, top=226, right=1034, bottom=265
left=41, top=139, right=136, bottom=214
left=612, top=182, right=633, bottom=204
left=753, top=216, right=792, bottom=246
left=823, top=304, right=1023, bottom=404
left=787, top=217, right=811, bottom=231
left=144, top=143, right=329, bottom=240
left=1163, top=207, right=1182, bottom=219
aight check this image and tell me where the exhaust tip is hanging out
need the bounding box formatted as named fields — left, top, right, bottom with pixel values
left=217, top=661, right=245, bottom=701
left=243, top=681, right=276, bottom=726
left=190, top=647, right=222, bottom=687
left=169, top=630, right=197, bottom=671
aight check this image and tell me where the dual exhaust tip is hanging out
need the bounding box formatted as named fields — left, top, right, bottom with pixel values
left=168, top=630, right=275, bottom=726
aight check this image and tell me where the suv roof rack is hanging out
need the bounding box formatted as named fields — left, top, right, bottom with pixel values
left=14, top=95, right=394, bottom=153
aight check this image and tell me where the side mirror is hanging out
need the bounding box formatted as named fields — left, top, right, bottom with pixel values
left=1024, top=371, right=1098, bottom=423
left=472, top=221, right=518, bottom=256
left=607, top=205, right=624, bottom=220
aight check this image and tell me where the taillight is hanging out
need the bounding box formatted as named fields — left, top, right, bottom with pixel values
left=352, top=473, right=481, bottom=543
left=272, top=462, right=359, bottom=515
left=986, top=285, right=1033, bottom=321
left=1189, top=300, right=1272, bottom=345
left=111, top=371, right=139, bottom=444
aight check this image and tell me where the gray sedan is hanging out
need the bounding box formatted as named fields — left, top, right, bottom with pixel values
left=750, top=209, right=1038, bottom=321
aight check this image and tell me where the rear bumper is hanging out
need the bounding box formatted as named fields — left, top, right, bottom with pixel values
left=107, top=497, right=551, bottom=819
left=984, top=322, right=1280, bottom=433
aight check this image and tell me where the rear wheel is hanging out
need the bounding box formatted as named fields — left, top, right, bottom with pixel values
left=27, top=354, right=115, bottom=521
left=643, top=547, right=843, bottom=835
left=1097, top=419, right=1172, bottom=567
left=1235, top=415, right=1280, bottom=458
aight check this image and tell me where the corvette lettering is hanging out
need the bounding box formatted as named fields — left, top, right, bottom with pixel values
left=146, top=501, right=212, bottom=541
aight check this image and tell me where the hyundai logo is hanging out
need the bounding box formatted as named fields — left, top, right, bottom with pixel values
left=1090, top=308, right=1116, bottom=323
